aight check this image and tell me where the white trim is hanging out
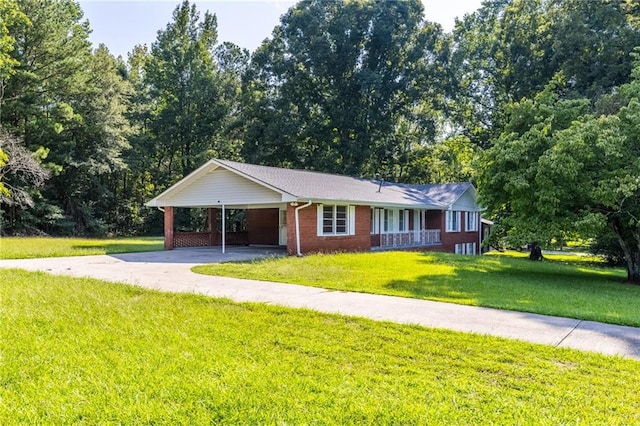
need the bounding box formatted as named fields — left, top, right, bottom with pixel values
left=465, top=211, right=479, bottom=232
left=221, top=204, right=226, bottom=254
left=317, top=203, right=353, bottom=236
left=349, top=206, right=356, bottom=236
left=446, top=211, right=461, bottom=232
left=455, top=242, right=477, bottom=255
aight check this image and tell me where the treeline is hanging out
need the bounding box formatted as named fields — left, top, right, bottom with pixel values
left=0, top=0, right=639, bottom=241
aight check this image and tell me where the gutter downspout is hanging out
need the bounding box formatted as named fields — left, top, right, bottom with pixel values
left=294, top=200, right=313, bottom=257
left=478, top=211, right=482, bottom=255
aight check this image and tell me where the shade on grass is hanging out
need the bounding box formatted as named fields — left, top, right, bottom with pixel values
left=1, top=269, right=639, bottom=424
left=193, top=251, right=640, bottom=326
left=0, top=237, right=163, bottom=259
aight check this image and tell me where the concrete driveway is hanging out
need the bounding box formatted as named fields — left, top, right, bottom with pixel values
left=1, top=247, right=639, bottom=361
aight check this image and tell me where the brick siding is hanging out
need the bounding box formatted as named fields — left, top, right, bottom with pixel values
left=286, top=204, right=371, bottom=255
left=246, top=208, right=279, bottom=245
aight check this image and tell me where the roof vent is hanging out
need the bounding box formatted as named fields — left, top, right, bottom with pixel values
left=376, top=173, right=385, bottom=193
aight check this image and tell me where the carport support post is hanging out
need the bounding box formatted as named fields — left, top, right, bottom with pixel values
left=221, top=204, right=226, bottom=254
left=164, top=206, right=174, bottom=250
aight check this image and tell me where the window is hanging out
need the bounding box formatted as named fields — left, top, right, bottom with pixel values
left=455, top=242, right=477, bottom=255
left=398, top=209, right=407, bottom=232
left=318, top=204, right=355, bottom=236
left=446, top=211, right=461, bottom=232
left=466, top=242, right=476, bottom=255
left=383, top=209, right=394, bottom=233
left=465, top=212, right=478, bottom=232
left=370, top=208, right=380, bottom=234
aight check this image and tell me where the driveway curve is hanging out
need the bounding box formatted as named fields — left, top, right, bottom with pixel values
left=1, top=247, right=639, bottom=360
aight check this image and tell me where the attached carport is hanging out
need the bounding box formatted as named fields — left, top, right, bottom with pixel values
left=146, top=160, right=297, bottom=254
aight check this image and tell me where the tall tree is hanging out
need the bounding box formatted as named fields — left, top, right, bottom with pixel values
left=450, top=0, right=640, bottom=146
left=242, top=0, right=449, bottom=178
left=478, top=70, right=640, bottom=282
left=2, top=0, right=131, bottom=234
left=0, top=0, right=28, bottom=119
left=141, top=0, right=240, bottom=188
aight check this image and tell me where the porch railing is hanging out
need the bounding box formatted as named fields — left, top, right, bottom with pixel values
left=376, top=229, right=441, bottom=249
left=174, top=231, right=249, bottom=248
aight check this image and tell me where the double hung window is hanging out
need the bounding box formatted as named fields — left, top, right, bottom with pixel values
left=465, top=212, right=479, bottom=232
left=318, top=204, right=354, bottom=236
left=446, top=211, right=461, bottom=232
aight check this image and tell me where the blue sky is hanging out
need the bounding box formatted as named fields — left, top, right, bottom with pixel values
left=79, top=0, right=483, bottom=58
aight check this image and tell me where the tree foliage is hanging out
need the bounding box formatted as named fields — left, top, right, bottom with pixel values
left=1, top=0, right=130, bottom=234
left=478, top=70, right=640, bottom=281
left=450, top=0, right=640, bottom=146
left=241, top=0, right=449, bottom=178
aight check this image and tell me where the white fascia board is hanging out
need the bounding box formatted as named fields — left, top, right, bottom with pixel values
left=312, top=199, right=442, bottom=209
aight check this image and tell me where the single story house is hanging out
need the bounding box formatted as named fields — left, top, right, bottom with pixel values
left=146, top=159, right=486, bottom=256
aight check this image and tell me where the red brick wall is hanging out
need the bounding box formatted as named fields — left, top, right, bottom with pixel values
left=286, top=204, right=371, bottom=255
left=438, top=210, right=481, bottom=254
left=246, top=208, right=279, bottom=245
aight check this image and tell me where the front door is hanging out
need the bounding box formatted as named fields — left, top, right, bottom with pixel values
left=279, top=209, right=287, bottom=246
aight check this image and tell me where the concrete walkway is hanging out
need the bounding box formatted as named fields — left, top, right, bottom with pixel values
left=1, top=247, right=639, bottom=360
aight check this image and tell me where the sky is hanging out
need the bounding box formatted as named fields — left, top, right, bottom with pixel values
left=78, top=0, right=484, bottom=59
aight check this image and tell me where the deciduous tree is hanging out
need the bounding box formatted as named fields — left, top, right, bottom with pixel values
left=478, top=70, right=640, bottom=282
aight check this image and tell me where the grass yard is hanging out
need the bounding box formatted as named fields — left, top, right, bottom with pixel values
left=0, top=236, right=163, bottom=259
left=193, top=251, right=640, bottom=327
left=1, top=269, right=639, bottom=424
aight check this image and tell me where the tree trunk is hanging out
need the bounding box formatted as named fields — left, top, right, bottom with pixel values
left=612, top=222, right=640, bottom=283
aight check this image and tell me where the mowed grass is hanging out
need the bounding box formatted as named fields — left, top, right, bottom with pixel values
left=0, top=236, right=163, bottom=259
left=193, top=251, right=640, bottom=326
left=2, top=269, right=639, bottom=424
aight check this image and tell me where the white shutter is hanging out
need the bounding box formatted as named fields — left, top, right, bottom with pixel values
left=317, top=204, right=323, bottom=236
left=349, top=206, right=356, bottom=235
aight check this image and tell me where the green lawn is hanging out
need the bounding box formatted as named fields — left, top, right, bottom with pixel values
left=0, top=236, right=163, bottom=259
left=1, top=269, right=638, bottom=424
left=193, top=251, right=640, bottom=327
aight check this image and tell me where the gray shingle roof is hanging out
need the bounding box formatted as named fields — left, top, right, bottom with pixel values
left=216, top=159, right=472, bottom=208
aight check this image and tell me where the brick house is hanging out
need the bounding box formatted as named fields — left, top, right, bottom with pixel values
left=146, top=159, right=485, bottom=255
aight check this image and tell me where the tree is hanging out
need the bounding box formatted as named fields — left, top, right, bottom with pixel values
left=450, top=0, right=640, bottom=147
left=141, top=0, right=240, bottom=187
left=0, top=129, right=49, bottom=225
left=241, top=0, right=449, bottom=178
left=2, top=0, right=131, bottom=234
left=0, top=0, right=28, bottom=119
left=478, top=71, right=640, bottom=282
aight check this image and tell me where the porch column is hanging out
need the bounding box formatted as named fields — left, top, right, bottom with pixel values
left=207, top=208, right=216, bottom=246
left=164, top=206, right=174, bottom=250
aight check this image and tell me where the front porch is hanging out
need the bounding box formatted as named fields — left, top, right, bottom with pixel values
left=369, top=208, right=443, bottom=250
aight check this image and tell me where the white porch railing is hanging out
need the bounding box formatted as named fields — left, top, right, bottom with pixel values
left=377, top=229, right=441, bottom=249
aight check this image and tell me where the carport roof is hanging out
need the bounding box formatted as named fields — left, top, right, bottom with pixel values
left=146, top=159, right=477, bottom=209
